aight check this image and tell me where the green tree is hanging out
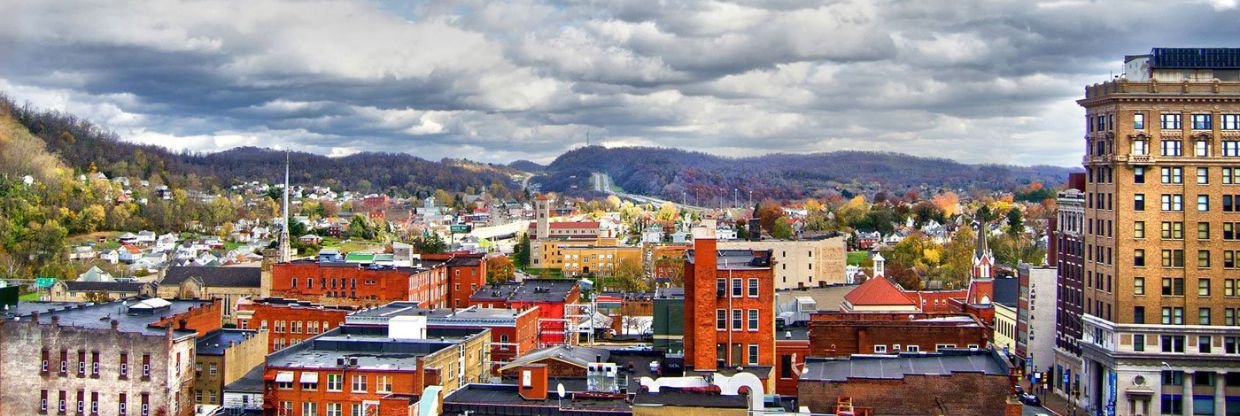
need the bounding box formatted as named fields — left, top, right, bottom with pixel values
left=1006, top=208, right=1024, bottom=238
left=771, top=216, right=793, bottom=240
left=348, top=215, right=375, bottom=240
left=610, top=259, right=649, bottom=292
left=413, top=232, right=446, bottom=254
left=513, top=233, right=531, bottom=268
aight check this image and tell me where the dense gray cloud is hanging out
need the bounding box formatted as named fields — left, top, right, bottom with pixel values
left=1, top=0, right=1238, bottom=166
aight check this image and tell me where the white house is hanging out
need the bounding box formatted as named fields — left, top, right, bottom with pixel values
left=136, top=230, right=157, bottom=245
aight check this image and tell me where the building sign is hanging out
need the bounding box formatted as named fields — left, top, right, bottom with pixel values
left=1106, top=371, right=1117, bottom=416
left=450, top=224, right=470, bottom=233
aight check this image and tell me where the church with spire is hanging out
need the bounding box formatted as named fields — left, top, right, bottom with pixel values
left=840, top=217, right=996, bottom=324
left=276, top=152, right=292, bottom=263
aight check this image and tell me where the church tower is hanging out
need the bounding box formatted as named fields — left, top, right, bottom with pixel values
left=966, top=221, right=994, bottom=305
left=277, top=153, right=292, bottom=263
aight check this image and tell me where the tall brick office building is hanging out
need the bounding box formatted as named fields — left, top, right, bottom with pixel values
left=1076, top=48, right=1240, bottom=416
left=683, top=230, right=776, bottom=372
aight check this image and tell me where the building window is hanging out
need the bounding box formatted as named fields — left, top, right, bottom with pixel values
left=277, top=401, right=292, bottom=416
left=1134, top=277, right=1145, bottom=295
left=1134, top=112, right=1145, bottom=129
left=118, top=394, right=126, bottom=415
left=326, top=403, right=342, bottom=416
left=1196, top=140, right=1210, bottom=157
left=1161, top=167, right=1183, bottom=184
left=1133, top=334, right=1145, bottom=352
left=1162, top=140, right=1182, bottom=156
left=1162, top=113, right=1182, bottom=130
left=1228, top=141, right=1240, bottom=157
left=1199, top=195, right=1210, bottom=212
left=141, top=354, right=150, bottom=379
left=1134, top=221, right=1145, bottom=238
left=731, top=279, right=742, bottom=297
left=1201, top=308, right=1213, bottom=325
left=748, top=344, right=759, bottom=366
left=874, top=345, right=887, bottom=354
left=1199, top=250, right=1211, bottom=267
left=1161, top=335, right=1186, bottom=353
left=377, top=375, right=392, bottom=393
left=1163, top=277, right=1186, bottom=296
left=1200, top=279, right=1212, bottom=296
left=1162, top=307, right=1185, bottom=325
left=1199, top=167, right=1210, bottom=184
left=1161, top=194, right=1183, bottom=211
left=1193, top=113, right=1213, bottom=130
left=716, top=310, right=726, bottom=330
left=1134, top=306, right=1145, bottom=324
left=1222, top=114, right=1240, bottom=130
left=1227, top=279, right=1239, bottom=296
left=302, top=402, right=317, bottom=416
left=748, top=309, right=759, bottom=331
left=747, top=278, right=758, bottom=297
left=732, top=309, right=742, bottom=330
left=1162, top=250, right=1185, bottom=268
left=351, top=375, right=367, bottom=393
left=1134, top=194, right=1145, bottom=211
left=1133, top=249, right=1145, bottom=267
left=1199, top=222, right=1211, bottom=240
left=40, top=390, right=47, bottom=414
left=326, top=373, right=343, bottom=391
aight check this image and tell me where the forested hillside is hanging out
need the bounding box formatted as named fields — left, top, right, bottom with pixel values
left=2, top=95, right=520, bottom=199
left=533, top=146, right=1077, bottom=201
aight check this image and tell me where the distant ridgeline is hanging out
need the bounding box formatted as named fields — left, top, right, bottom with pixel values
left=531, top=146, right=1078, bottom=201
left=0, top=94, right=520, bottom=198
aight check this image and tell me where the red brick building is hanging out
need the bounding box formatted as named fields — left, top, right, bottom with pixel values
left=808, top=311, right=990, bottom=357
left=469, top=279, right=581, bottom=346
left=774, top=329, right=811, bottom=396
left=270, top=259, right=448, bottom=308
left=797, top=350, right=1019, bottom=416
left=420, top=253, right=487, bottom=309
left=261, top=322, right=490, bottom=416
left=234, top=298, right=356, bottom=353
left=344, top=303, right=540, bottom=370
left=683, top=233, right=776, bottom=371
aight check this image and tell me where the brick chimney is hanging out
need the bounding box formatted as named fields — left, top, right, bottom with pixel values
left=687, top=230, right=718, bottom=371
left=518, top=364, right=549, bottom=401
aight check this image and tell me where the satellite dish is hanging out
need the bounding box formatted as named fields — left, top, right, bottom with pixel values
left=557, top=383, right=566, bottom=399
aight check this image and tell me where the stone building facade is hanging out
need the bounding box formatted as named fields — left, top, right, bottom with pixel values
left=719, top=235, right=847, bottom=289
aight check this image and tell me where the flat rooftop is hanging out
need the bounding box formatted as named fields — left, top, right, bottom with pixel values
left=266, top=325, right=484, bottom=371
left=347, top=304, right=526, bottom=326
left=443, top=384, right=630, bottom=415
left=800, top=350, right=1009, bottom=382
left=686, top=249, right=773, bottom=270
left=225, top=364, right=266, bottom=394
left=470, top=279, right=578, bottom=303
left=197, top=329, right=259, bottom=355
left=14, top=298, right=209, bottom=338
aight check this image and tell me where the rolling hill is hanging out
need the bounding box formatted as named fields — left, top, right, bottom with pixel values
left=531, top=146, right=1078, bottom=201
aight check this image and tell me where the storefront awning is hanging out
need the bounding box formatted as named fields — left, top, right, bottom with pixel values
left=300, top=371, right=319, bottom=383
left=275, top=371, right=293, bottom=383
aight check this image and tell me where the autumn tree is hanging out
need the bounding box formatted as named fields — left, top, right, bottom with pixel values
left=486, top=256, right=516, bottom=283
left=771, top=216, right=794, bottom=240
left=755, top=199, right=784, bottom=233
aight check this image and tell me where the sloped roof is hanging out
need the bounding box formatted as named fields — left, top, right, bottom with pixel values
left=162, top=266, right=262, bottom=288
left=61, top=281, right=148, bottom=293
left=500, top=345, right=610, bottom=371
left=843, top=277, right=917, bottom=307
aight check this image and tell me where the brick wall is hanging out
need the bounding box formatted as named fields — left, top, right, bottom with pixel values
left=235, top=302, right=350, bottom=353
left=153, top=299, right=223, bottom=337
left=809, top=312, right=989, bottom=356
left=798, top=372, right=1013, bottom=416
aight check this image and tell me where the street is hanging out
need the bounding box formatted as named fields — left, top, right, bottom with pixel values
left=1023, top=404, right=1053, bottom=416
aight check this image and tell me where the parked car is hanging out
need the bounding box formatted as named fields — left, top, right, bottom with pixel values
left=1013, top=385, right=1025, bottom=396
left=1019, top=393, right=1041, bottom=406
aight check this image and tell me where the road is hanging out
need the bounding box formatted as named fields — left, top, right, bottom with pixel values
left=591, top=172, right=712, bottom=211
left=1023, top=403, right=1053, bottom=416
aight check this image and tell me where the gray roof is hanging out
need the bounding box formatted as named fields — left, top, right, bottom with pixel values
left=265, top=325, right=483, bottom=371
left=347, top=304, right=525, bottom=327
left=799, top=350, right=1009, bottom=382
left=197, top=329, right=259, bottom=355
left=632, top=389, right=748, bottom=408
left=162, top=266, right=262, bottom=288
left=685, top=249, right=773, bottom=270
left=470, top=279, right=578, bottom=303
left=15, top=298, right=210, bottom=338
left=992, top=277, right=1019, bottom=307
left=443, top=384, right=631, bottom=415
left=61, top=281, right=149, bottom=293
left=502, top=345, right=610, bottom=370
left=225, top=364, right=266, bottom=394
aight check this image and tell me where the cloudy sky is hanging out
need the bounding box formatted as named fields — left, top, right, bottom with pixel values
left=2, top=0, right=1238, bottom=166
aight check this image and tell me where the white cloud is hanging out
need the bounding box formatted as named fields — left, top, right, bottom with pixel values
left=1, top=0, right=1237, bottom=167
